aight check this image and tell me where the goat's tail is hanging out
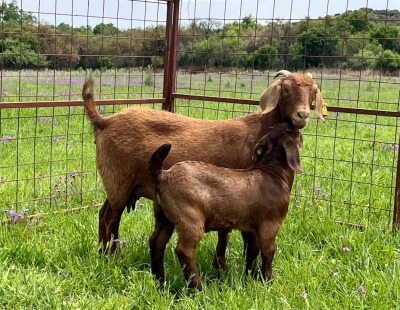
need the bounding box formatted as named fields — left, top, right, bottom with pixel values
left=150, top=144, right=172, bottom=181
left=82, top=78, right=107, bottom=130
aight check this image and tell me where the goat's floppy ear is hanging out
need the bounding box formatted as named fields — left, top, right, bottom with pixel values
left=260, top=80, right=282, bottom=114
left=314, top=88, right=326, bottom=122
left=252, top=145, right=265, bottom=163
left=282, top=138, right=304, bottom=173
left=253, top=135, right=274, bottom=163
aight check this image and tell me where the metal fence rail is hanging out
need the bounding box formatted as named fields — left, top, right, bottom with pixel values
left=0, top=0, right=399, bottom=230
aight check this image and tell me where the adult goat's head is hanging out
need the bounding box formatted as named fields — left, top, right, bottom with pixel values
left=259, top=70, right=326, bottom=129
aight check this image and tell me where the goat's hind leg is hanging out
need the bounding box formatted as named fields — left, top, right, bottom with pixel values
left=175, top=224, right=204, bottom=291
left=149, top=206, right=174, bottom=285
left=104, top=203, right=125, bottom=254
left=243, top=232, right=260, bottom=277
left=98, top=199, right=110, bottom=254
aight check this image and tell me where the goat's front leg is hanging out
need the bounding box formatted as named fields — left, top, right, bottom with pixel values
left=258, top=223, right=280, bottom=281
left=212, top=230, right=231, bottom=272
left=104, top=203, right=125, bottom=254
left=175, top=224, right=204, bottom=291
left=244, top=232, right=260, bottom=277
left=149, top=207, right=174, bottom=284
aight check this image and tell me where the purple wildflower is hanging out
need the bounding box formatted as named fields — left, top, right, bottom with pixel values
left=343, top=247, right=350, bottom=252
left=110, top=253, right=114, bottom=257
left=307, top=201, right=310, bottom=206
left=343, top=199, right=347, bottom=203
left=84, top=172, right=88, bottom=176
left=139, top=203, right=144, bottom=207
left=3, top=209, right=9, bottom=213
left=75, top=169, right=79, bottom=173
left=23, top=209, right=29, bottom=215
left=93, top=200, right=97, bottom=205
left=114, top=239, right=120, bottom=243
left=122, top=240, right=127, bottom=244
left=358, top=286, right=364, bottom=293
left=339, top=236, right=344, bottom=240
left=300, top=291, right=308, bottom=298
left=70, top=173, right=76, bottom=178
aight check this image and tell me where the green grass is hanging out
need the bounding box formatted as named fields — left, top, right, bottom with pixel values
left=0, top=69, right=400, bottom=307
left=1, top=199, right=399, bottom=309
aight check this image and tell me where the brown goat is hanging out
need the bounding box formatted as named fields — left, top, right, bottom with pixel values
left=82, top=71, right=324, bottom=262
left=149, top=122, right=304, bottom=290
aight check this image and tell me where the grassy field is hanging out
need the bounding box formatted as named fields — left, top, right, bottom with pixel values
left=0, top=69, right=400, bottom=308
left=1, top=200, right=399, bottom=309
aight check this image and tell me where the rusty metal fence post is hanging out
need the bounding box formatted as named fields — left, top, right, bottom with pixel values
left=162, top=0, right=180, bottom=112
left=394, top=137, right=400, bottom=231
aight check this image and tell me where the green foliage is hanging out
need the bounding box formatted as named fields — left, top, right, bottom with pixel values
left=253, top=44, right=278, bottom=70
left=290, top=27, right=341, bottom=68
left=144, top=64, right=154, bottom=87
left=347, top=10, right=372, bottom=33
left=0, top=38, right=49, bottom=68
left=0, top=1, right=400, bottom=72
left=370, top=24, right=399, bottom=51
left=150, top=56, right=164, bottom=68
left=93, top=23, right=118, bottom=36
left=97, top=57, right=113, bottom=71
left=375, top=49, right=400, bottom=72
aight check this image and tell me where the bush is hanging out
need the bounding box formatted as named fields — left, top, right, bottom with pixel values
left=97, top=57, right=113, bottom=71
left=144, top=64, right=154, bottom=87
left=150, top=56, right=164, bottom=68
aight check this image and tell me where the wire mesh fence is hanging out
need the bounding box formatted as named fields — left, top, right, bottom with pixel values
left=1, top=0, right=400, bottom=229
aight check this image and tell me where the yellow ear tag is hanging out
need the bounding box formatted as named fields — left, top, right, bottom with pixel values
left=257, top=147, right=263, bottom=155
left=322, top=102, right=328, bottom=116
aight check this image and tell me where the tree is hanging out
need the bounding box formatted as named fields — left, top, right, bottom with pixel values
left=0, top=38, right=49, bottom=68
left=347, top=10, right=372, bottom=33
left=93, top=23, right=118, bottom=36
left=370, top=24, right=399, bottom=51
left=289, top=27, right=341, bottom=68
left=253, top=44, right=278, bottom=69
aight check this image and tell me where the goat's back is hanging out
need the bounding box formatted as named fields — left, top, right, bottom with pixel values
left=94, top=106, right=265, bottom=207
left=157, top=161, right=291, bottom=231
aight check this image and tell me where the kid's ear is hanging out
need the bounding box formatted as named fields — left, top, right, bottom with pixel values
left=252, top=145, right=265, bottom=163
left=283, top=138, right=304, bottom=173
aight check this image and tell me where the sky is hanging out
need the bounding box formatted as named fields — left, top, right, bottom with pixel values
left=16, top=0, right=400, bottom=29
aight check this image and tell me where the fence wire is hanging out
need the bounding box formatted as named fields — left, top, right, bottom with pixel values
left=1, top=0, right=400, bottom=229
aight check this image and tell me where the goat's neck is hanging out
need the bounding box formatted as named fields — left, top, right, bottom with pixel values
left=257, top=161, right=295, bottom=192
left=242, top=106, right=283, bottom=140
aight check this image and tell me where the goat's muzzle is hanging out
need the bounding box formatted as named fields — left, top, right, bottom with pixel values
left=291, top=109, right=310, bottom=129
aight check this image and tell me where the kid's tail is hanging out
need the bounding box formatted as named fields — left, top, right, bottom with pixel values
left=150, top=144, right=172, bottom=181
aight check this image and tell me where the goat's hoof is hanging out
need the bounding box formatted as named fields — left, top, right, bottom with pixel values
left=212, top=258, right=229, bottom=273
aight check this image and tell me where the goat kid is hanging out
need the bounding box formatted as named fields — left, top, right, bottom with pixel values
left=149, top=122, right=304, bottom=291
